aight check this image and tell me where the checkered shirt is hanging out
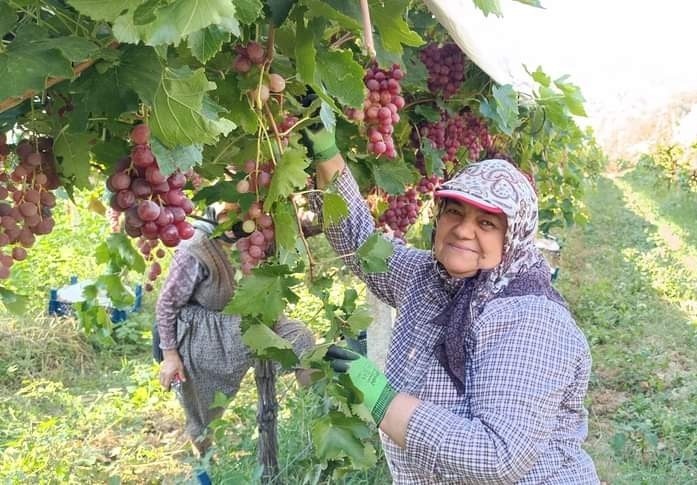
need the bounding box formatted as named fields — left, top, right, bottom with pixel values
left=311, top=168, right=599, bottom=484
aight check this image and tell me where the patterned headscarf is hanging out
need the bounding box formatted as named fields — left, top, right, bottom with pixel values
left=432, top=159, right=566, bottom=393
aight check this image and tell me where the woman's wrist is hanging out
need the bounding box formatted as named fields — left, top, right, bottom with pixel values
left=163, top=349, right=180, bottom=359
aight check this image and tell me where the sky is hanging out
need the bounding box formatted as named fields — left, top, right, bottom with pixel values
left=428, top=0, right=697, bottom=122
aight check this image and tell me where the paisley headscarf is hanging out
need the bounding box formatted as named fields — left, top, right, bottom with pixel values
left=431, top=159, right=566, bottom=394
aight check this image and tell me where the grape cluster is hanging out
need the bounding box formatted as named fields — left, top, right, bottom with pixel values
left=106, top=124, right=195, bottom=289
left=0, top=136, right=60, bottom=279
left=278, top=115, right=299, bottom=148
left=231, top=160, right=276, bottom=274
left=362, top=63, right=405, bottom=159
left=232, top=41, right=266, bottom=74
left=420, top=111, right=492, bottom=162
left=416, top=174, right=442, bottom=195
left=420, top=43, right=467, bottom=99
left=377, top=188, right=420, bottom=241
left=137, top=239, right=166, bottom=292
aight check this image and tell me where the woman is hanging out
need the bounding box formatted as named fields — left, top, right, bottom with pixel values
left=155, top=204, right=315, bottom=454
left=306, top=130, right=599, bottom=483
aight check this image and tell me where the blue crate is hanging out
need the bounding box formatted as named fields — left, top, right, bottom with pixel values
left=48, top=276, right=142, bottom=323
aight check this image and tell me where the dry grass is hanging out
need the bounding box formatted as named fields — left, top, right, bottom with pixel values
left=0, top=314, right=95, bottom=389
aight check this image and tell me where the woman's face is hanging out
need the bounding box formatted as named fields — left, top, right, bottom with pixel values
left=433, top=199, right=508, bottom=278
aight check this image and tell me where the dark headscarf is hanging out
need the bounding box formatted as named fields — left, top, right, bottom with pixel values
left=431, top=159, right=566, bottom=394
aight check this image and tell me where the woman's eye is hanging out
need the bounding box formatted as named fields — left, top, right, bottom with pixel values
left=480, top=220, right=495, bottom=228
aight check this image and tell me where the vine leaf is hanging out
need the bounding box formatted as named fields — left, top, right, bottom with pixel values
left=187, top=25, right=230, bottom=64
left=472, top=0, right=503, bottom=17
left=235, top=0, right=264, bottom=24
left=479, top=84, right=521, bottom=136
left=66, top=0, right=142, bottom=22
left=53, top=132, right=97, bottom=189
left=0, top=3, right=17, bottom=37
left=242, top=324, right=299, bottom=368
left=357, top=234, right=393, bottom=273
left=311, top=412, right=376, bottom=467
left=369, top=0, right=424, bottom=55
left=150, top=139, right=203, bottom=176
left=316, top=50, right=365, bottom=109
left=263, top=147, right=309, bottom=211
left=147, top=66, right=236, bottom=147
left=372, top=159, right=416, bottom=194
left=268, top=0, right=298, bottom=26
left=554, top=76, right=587, bottom=117
left=110, top=0, right=240, bottom=46
left=322, top=191, right=348, bottom=228
left=0, top=24, right=74, bottom=99
left=294, top=10, right=316, bottom=84
left=345, top=306, right=373, bottom=336
left=302, top=0, right=361, bottom=30
left=94, top=233, right=146, bottom=273
left=272, top=201, right=298, bottom=251
left=420, top=142, right=445, bottom=178
left=224, top=265, right=299, bottom=325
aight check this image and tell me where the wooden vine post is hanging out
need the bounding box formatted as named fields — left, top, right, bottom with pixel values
left=255, top=359, right=280, bottom=483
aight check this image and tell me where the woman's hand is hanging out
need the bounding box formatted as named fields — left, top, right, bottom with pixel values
left=160, top=349, right=186, bottom=391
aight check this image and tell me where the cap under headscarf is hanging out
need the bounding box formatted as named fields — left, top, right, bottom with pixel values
left=431, top=159, right=566, bottom=394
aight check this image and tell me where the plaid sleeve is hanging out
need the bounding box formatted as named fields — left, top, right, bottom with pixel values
left=155, top=250, right=207, bottom=350
left=309, top=167, right=422, bottom=308
left=404, top=298, right=589, bottom=482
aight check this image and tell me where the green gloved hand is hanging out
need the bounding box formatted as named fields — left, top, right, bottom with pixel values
left=300, top=127, right=340, bottom=164
left=325, top=345, right=397, bottom=425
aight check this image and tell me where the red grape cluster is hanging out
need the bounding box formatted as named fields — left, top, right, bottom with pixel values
left=137, top=238, right=166, bottom=292
left=232, top=41, right=266, bottom=74
left=416, top=174, right=442, bottom=195
left=234, top=202, right=275, bottom=275
left=377, top=188, right=420, bottom=241
left=106, top=124, right=195, bottom=289
left=420, top=111, right=492, bottom=162
left=362, top=63, right=405, bottom=159
left=278, top=115, right=299, bottom=148
left=231, top=159, right=276, bottom=274
left=0, top=137, right=60, bottom=279
left=420, top=43, right=467, bottom=99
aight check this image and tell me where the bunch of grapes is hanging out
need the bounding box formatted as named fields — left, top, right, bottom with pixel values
left=232, top=41, right=266, bottom=74
left=231, top=159, right=276, bottom=274
left=278, top=115, right=299, bottom=148
left=361, top=63, right=405, bottom=159
left=137, top=238, right=166, bottom=292
left=419, top=111, right=492, bottom=162
left=419, top=43, right=467, bottom=99
left=0, top=137, right=60, bottom=279
left=106, top=124, right=195, bottom=289
left=377, top=188, right=420, bottom=241
left=416, top=174, right=442, bottom=195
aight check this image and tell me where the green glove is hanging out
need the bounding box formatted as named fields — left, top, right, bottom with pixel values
left=300, top=127, right=340, bottom=163
left=325, top=345, right=397, bottom=425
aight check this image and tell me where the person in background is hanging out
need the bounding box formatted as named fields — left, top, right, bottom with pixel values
left=155, top=203, right=315, bottom=455
left=304, top=128, right=599, bottom=484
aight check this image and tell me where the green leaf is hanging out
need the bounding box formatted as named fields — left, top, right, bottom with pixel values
left=372, top=160, right=416, bottom=194
left=302, top=0, right=361, bottom=30
left=92, top=138, right=131, bottom=171
left=96, top=274, right=134, bottom=308
left=345, top=306, right=372, bottom=336
left=150, top=139, right=203, bottom=176
left=31, top=36, right=100, bottom=62
left=316, top=50, right=365, bottom=109
left=235, top=0, right=264, bottom=24
left=113, top=0, right=240, bottom=46
left=149, top=66, right=235, bottom=147
left=214, top=76, right=258, bottom=134
left=479, top=84, right=521, bottom=136
left=414, top=104, right=441, bottom=123
left=421, top=142, right=445, bottom=177
left=322, top=191, right=348, bottom=227
left=320, top=102, right=336, bottom=133
left=0, top=287, right=28, bottom=315
left=66, top=0, right=141, bottom=22
left=272, top=201, right=298, bottom=251
left=311, top=412, right=376, bottom=468
left=268, top=0, right=298, bottom=26
left=242, top=324, right=299, bottom=368
left=53, top=132, right=97, bottom=189
left=294, top=10, right=316, bottom=84
left=554, top=77, right=587, bottom=117
left=263, top=147, right=309, bottom=211
left=357, top=233, right=393, bottom=273
left=116, top=46, right=163, bottom=104
left=0, top=25, right=74, bottom=99
left=370, top=0, right=424, bottom=54
left=0, top=3, right=17, bottom=37
left=401, top=48, right=428, bottom=91
left=95, top=233, right=146, bottom=273
left=224, top=266, right=299, bottom=324
left=472, top=0, right=503, bottom=17
left=529, top=65, right=551, bottom=87
left=187, top=25, right=230, bottom=64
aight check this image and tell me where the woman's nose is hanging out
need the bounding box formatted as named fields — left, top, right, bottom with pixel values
left=451, top=216, right=476, bottom=238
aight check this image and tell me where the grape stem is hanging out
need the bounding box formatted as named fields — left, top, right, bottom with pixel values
left=264, top=103, right=285, bottom=154
left=359, top=0, right=376, bottom=60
